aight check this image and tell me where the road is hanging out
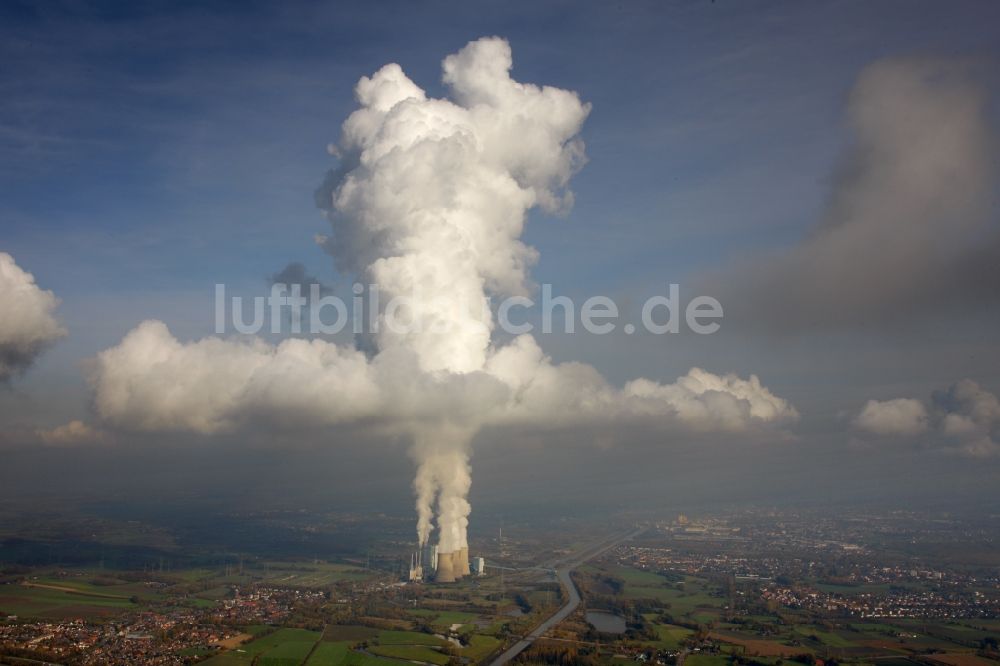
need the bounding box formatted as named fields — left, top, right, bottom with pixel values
left=488, top=527, right=643, bottom=666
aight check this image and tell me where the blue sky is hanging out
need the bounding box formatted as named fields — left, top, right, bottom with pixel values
left=2, top=0, right=999, bottom=466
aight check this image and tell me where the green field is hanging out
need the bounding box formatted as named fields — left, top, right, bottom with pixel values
left=0, top=583, right=138, bottom=617
left=370, top=643, right=450, bottom=664
left=793, top=625, right=857, bottom=647
left=851, top=622, right=906, bottom=634
left=359, top=629, right=460, bottom=665
left=242, top=628, right=321, bottom=656
left=339, top=652, right=401, bottom=665
left=257, top=562, right=376, bottom=587
left=305, top=640, right=406, bottom=666
left=686, top=654, right=731, bottom=666
left=375, top=630, right=449, bottom=646
left=199, top=652, right=251, bottom=666
left=306, top=642, right=350, bottom=665
left=608, top=566, right=672, bottom=587
left=196, top=584, right=234, bottom=600
left=651, top=622, right=694, bottom=649
left=170, top=567, right=223, bottom=582
left=461, top=634, right=502, bottom=661
left=260, top=638, right=318, bottom=666
left=610, top=567, right=724, bottom=620
left=202, top=627, right=321, bottom=665
left=704, top=615, right=995, bottom=661
left=33, top=577, right=133, bottom=594
left=410, top=608, right=479, bottom=627
left=323, top=625, right=379, bottom=642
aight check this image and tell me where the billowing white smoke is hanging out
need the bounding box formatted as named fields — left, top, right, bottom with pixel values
left=322, top=37, right=587, bottom=375
left=0, top=252, right=65, bottom=381
left=324, top=37, right=588, bottom=548
left=412, top=426, right=473, bottom=550
left=89, top=38, right=798, bottom=553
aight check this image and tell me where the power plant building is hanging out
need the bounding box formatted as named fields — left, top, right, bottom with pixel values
left=409, top=543, right=474, bottom=584
left=407, top=550, right=423, bottom=582
left=422, top=543, right=438, bottom=571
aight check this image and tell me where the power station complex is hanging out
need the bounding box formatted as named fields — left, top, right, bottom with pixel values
left=408, top=544, right=484, bottom=583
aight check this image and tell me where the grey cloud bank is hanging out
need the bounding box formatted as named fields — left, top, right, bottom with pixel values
left=701, top=56, right=1000, bottom=333
left=854, top=379, right=1000, bottom=458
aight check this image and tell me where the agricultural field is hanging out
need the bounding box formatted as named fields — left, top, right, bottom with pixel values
left=202, top=624, right=503, bottom=666
left=791, top=624, right=857, bottom=647
left=576, top=562, right=1000, bottom=666
left=925, top=654, right=1000, bottom=666
left=369, top=628, right=460, bottom=664
left=310, top=645, right=400, bottom=665
left=0, top=559, right=378, bottom=622
left=369, top=643, right=451, bottom=664
left=322, top=625, right=378, bottom=642
left=305, top=641, right=349, bottom=665
left=640, top=616, right=693, bottom=650
left=257, top=562, right=376, bottom=587
left=685, top=654, right=732, bottom=666
left=201, top=628, right=321, bottom=665
left=460, top=634, right=502, bottom=661
left=584, top=563, right=727, bottom=624
left=0, top=580, right=141, bottom=618
left=707, top=618, right=1000, bottom=663
left=409, top=607, right=479, bottom=628
left=374, top=629, right=449, bottom=646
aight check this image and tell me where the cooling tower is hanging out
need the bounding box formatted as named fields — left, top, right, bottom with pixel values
left=435, top=551, right=456, bottom=583
left=456, top=547, right=470, bottom=577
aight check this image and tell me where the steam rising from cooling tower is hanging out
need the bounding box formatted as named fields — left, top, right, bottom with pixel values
left=318, top=36, right=590, bottom=562
left=89, top=38, right=798, bottom=576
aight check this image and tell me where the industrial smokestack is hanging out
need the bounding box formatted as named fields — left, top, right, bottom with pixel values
left=457, top=547, right=470, bottom=577
left=435, top=551, right=456, bottom=583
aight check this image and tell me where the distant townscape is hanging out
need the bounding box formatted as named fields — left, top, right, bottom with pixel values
left=2, top=507, right=999, bottom=665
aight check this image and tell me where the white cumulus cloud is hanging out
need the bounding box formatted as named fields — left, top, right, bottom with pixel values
left=853, top=380, right=1000, bottom=457
left=91, top=320, right=797, bottom=438
left=0, top=252, right=65, bottom=381
left=853, top=398, right=929, bottom=436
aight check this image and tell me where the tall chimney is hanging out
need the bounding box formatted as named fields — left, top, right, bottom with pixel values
left=435, top=551, right=456, bottom=583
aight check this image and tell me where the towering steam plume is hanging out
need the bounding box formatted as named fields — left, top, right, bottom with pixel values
left=90, top=38, right=798, bottom=571
left=412, top=426, right=473, bottom=551
left=318, top=37, right=589, bottom=555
